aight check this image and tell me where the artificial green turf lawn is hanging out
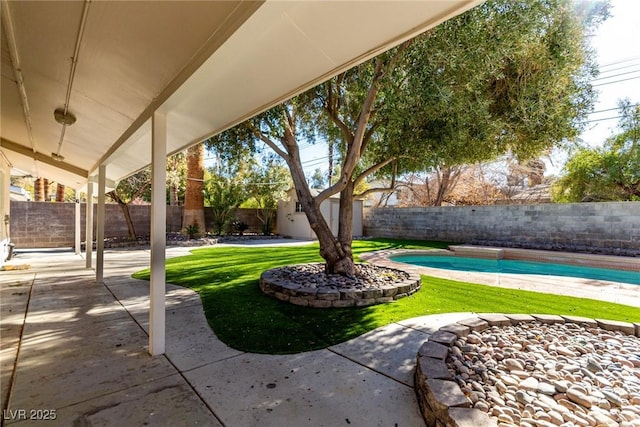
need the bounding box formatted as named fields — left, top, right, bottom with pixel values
left=132, top=239, right=640, bottom=354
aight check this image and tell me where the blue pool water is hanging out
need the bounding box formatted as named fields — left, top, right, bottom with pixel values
left=390, top=255, right=640, bottom=285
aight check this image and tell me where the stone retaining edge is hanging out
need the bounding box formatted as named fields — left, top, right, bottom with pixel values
left=414, top=313, right=640, bottom=427
left=259, top=263, right=421, bottom=308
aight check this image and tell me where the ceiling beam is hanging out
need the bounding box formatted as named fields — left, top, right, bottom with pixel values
left=0, top=138, right=89, bottom=178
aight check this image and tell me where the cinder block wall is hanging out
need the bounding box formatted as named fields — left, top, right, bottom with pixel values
left=363, top=202, right=640, bottom=253
left=9, top=202, right=183, bottom=248
left=9, top=202, right=273, bottom=248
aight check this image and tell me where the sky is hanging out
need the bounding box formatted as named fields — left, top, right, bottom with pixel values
left=575, top=0, right=640, bottom=147
left=297, top=0, right=640, bottom=178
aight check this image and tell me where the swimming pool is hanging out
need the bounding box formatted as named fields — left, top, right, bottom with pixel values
left=390, top=254, right=640, bottom=285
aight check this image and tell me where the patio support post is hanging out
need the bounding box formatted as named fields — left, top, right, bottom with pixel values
left=150, top=111, right=167, bottom=356
left=96, top=165, right=106, bottom=283
left=75, top=190, right=81, bottom=255
left=85, top=180, right=94, bottom=269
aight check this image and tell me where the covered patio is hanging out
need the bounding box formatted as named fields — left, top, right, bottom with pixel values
left=1, top=0, right=481, bottom=359
left=1, top=0, right=484, bottom=422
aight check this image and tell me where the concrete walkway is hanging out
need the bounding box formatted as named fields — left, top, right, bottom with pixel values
left=1, top=245, right=473, bottom=426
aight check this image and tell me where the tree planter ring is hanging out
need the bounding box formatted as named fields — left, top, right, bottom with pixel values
left=259, top=262, right=421, bottom=308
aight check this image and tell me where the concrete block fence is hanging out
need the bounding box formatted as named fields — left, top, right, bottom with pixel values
left=9, top=201, right=272, bottom=248
left=11, top=200, right=639, bottom=252
left=363, top=202, right=640, bottom=254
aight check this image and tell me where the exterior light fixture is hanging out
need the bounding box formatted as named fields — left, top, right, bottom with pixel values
left=51, top=152, right=65, bottom=162
left=54, top=108, right=76, bottom=126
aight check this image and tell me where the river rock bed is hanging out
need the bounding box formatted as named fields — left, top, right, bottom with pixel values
left=441, top=319, right=640, bottom=426
left=267, top=263, right=411, bottom=287
left=259, top=263, right=421, bottom=308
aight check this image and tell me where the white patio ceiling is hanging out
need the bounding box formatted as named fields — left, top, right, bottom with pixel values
left=1, top=0, right=481, bottom=190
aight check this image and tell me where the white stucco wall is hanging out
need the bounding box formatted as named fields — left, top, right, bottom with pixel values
left=277, top=192, right=363, bottom=240
left=277, top=198, right=316, bottom=240
left=352, top=199, right=363, bottom=236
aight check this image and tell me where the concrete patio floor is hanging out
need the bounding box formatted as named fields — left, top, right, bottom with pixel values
left=1, top=244, right=475, bottom=426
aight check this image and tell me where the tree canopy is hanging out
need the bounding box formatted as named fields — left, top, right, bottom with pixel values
left=206, top=0, right=608, bottom=274
left=378, top=0, right=608, bottom=177
left=553, top=100, right=640, bottom=202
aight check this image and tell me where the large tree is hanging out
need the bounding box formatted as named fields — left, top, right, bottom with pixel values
left=553, top=100, right=640, bottom=202
left=209, top=0, right=608, bottom=276
left=182, top=143, right=205, bottom=235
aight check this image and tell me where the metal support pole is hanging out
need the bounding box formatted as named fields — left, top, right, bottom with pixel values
left=85, top=180, right=94, bottom=269
left=96, top=165, right=106, bottom=283
left=75, top=190, right=81, bottom=255
left=150, top=111, right=167, bottom=356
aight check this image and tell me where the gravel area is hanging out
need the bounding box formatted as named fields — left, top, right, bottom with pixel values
left=268, top=263, right=411, bottom=289
left=447, top=321, right=640, bottom=426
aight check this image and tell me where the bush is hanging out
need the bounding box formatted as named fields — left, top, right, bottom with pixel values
left=232, top=220, right=249, bottom=236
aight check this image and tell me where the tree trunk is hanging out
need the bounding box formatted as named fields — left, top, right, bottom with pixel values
left=107, top=191, right=137, bottom=239
left=433, top=168, right=450, bottom=206
left=305, top=195, right=354, bottom=276
left=119, top=204, right=137, bottom=240
left=281, top=130, right=355, bottom=276
left=169, top=185, right=179, bottom=206
left=256, top=208, right=275, bottom=235
left=55, top=183, right=65, bottom=202
left=43, top=179, right=51, bottom=201
left=290, top=191, right=354, bottom=276
left=183, top=143, right=205, bottom=234
left=335, top=182, right=355, bottom=274
left=34, top=178, right=44, bottom=201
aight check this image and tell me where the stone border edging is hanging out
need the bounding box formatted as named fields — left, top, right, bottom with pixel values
left=82, top=237, right=218, bottom=250
left=414, top=314, right=640, bottom=427
left=259, top=263, right=421, bottom=308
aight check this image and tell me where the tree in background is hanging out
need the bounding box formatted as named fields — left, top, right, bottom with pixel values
left=246, top=156, right=291, bottom=235
left=204, top=177, right=248, bottom=235
left=107, top=169, right=151, bottom=239
left=553, top=100, right=640, bottom=202
left=396, top=163, right=505, bottom=207
left=33, top=178, right=48, bottom=201
left=182, top=143, right=205, bottom=236
left=55, top=183, right=65, bottom=202
left=309, top=168, right=325, bottom=189
left=166, top=151, right=187, bottom=206
left=208, top=0, right=608, bottom=275
left=203, top=142, right=255, bottom=235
